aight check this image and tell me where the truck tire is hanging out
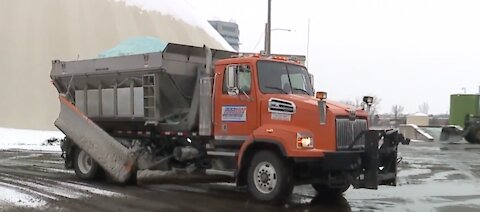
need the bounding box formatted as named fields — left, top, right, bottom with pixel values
left=312, top=184, right=350, bottom=196
left=247, top=151, right=293, bottom=204
left=125, top=171, right=138, bottom=185
left=465, top=125, right=480, bottom=144
left=73, top=148, right=104, bottom=180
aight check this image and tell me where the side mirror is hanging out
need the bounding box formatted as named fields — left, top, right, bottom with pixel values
left=226, top=66, right=238, bottom=96
left=227, top=87, right=239, bottom=96
left=362, top=95, right=373, bottom=113
left=363, top=96, right=374, bottom=106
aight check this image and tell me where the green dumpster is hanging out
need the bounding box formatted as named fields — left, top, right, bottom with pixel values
left=449, top=94, right=480, bottom=128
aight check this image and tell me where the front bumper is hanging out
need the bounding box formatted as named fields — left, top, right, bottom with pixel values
left=358, top=129, right=409, bottom=189
left=293, top=129, right=409, bottom=189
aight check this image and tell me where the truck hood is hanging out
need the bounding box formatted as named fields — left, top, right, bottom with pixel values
left=281, top=94, right=367, bottom=118
left=260, top=94, right=368, bottom=151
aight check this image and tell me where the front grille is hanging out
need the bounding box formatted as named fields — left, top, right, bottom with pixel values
left=336, top=118, right=368, bottom=150
left=268, top=98, right=296, bottom=114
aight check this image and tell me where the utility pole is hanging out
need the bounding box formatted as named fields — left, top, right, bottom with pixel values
left=265, top=0, right=272, bottom=55
left=306, top=18, right=310, bottom=68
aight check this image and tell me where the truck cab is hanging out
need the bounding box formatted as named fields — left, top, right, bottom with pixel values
left=210, top=55, right=373, bottom=201
left=214, top=55, right=368, bottom=154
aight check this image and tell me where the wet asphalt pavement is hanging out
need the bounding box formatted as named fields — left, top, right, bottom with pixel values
left=1, top=140, right=480, bottom=212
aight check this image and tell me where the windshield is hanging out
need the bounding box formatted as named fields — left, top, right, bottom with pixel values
left=257, top=60, right=314, bottom=96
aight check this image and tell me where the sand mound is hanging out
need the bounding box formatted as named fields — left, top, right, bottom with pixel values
left=0, top=0, right=231, bottom=130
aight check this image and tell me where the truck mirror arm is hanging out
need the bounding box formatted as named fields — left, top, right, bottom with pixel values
left=239, top=89, right=252, bottom=101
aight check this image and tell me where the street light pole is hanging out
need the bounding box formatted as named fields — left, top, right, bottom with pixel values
left=262, top=0, right=292, bottom=55
left=266, top=0, right=272, bottom=55
left=264, top=27, right=292, bottom=53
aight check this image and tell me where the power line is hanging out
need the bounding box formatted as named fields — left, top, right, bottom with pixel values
left=251, top=32, right=265, bottom=52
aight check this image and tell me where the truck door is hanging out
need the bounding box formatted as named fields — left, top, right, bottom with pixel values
left=214, top=64, right=258, bottom=141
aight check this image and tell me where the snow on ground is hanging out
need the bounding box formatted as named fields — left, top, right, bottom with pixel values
left=0, top=128, right=64, bottom=151
left=0, top=184, right=46, bottom=208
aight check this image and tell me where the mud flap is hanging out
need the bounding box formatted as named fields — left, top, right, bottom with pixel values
left=60, top=137, right=74, bottom=169
left=55, top=95, right=136, bottom=183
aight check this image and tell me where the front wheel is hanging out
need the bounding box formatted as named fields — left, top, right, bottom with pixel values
left=73, top=148, right=104, bottom=181
left=247, top=151, right=293, bottom=204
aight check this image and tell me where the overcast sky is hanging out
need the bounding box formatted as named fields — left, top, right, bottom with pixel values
left=185, top=0, right=479, bottom=114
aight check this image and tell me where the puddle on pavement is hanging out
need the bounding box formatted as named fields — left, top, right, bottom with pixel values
left=343, top=181, right=480, bottom=211
left=288, top=176, right=480, bottom=212
left=398, top=168, right=431, bottom=177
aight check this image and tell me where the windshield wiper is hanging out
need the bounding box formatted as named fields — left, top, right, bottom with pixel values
left=292, top=88, right=309, bottom=95
left=265, top=86, right=288, bottom=94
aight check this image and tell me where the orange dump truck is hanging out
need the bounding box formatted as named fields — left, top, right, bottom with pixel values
left=51, top=43, right=408, bottom=203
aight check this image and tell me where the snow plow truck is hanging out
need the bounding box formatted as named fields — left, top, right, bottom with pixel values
left=51, top=43, right=409, bottom=203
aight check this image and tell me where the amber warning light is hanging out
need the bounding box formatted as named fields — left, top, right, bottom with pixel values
left=316, top=91, right=327, bottom=100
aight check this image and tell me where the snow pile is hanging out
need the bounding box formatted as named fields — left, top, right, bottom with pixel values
left=0, top=0, right=234, bottom=131
left=118, top=0, right=234, bottom=51
left=0, top=128, right=64, bottom=151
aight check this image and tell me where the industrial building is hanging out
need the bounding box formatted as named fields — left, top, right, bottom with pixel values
left=208, top=20, right=240, bottom=51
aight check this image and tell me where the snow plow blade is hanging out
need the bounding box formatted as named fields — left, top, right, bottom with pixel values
left=54, top=95, right=135, bottom=183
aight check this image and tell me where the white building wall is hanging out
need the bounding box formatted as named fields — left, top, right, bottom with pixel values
left=0, top=0, right=231, bottom=130
left=406, top=113, right=430, bottom=126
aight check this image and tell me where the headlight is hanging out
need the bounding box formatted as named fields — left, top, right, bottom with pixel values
left=297, top=133, right=314, bottom=149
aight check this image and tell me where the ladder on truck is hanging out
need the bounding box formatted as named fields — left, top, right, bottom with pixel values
left=142, top=74, right=158, bottom=120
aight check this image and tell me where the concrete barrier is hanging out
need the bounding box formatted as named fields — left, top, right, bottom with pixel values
left=399, top=124, right=434, bottom=142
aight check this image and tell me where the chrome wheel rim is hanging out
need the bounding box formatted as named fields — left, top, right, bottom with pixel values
left=253, top=161, right=277, bottom=194
left=78, top=150, right=93, bottom=174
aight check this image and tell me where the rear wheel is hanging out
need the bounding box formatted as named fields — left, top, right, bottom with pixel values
left=246, top=151, right=293, bottom=204
left=73, top=148, right=104, bottom=180
left=312, top=184, right=350, bottom=196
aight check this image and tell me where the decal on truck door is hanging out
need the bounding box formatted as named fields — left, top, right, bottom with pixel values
left=271, top=112, right=291, bottom=121
left=222, top=106, right=247, bottom=122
